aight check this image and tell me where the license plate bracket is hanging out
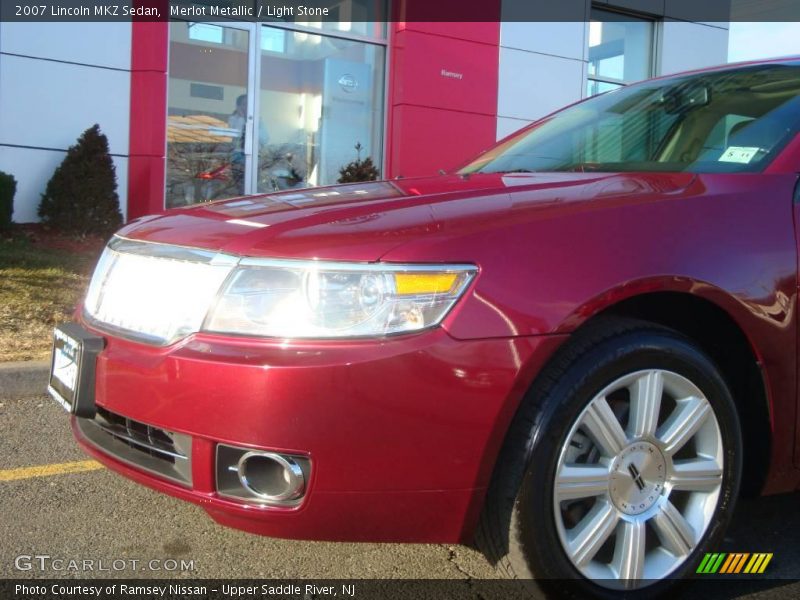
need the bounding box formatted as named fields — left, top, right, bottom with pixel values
left=48, top=323, right=105, bottom=418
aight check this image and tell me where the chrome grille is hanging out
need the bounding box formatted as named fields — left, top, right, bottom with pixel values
left=77, top=408, right=193, bottom=486
left=94, top=408, right=186, bottom=464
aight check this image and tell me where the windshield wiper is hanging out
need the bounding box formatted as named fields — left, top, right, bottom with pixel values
left=552, top=163, right=604, bottom=173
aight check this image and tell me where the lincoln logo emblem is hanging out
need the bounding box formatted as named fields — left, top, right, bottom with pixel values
left=628, top=463, right=646, bottom=491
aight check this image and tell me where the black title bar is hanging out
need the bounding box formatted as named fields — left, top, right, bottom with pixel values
left=2, top=0, right=800, bottom=22
left=3, top=579, right=800, bottom=600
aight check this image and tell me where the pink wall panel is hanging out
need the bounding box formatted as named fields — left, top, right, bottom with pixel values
left=129, top=20, right=169, bottom=219
left=391, top=29, right=499, bottom=115
left=386, top=12, right=501, bottom=179
left=127, top=155, right=166, bottom=218
left=395, top=21, right=501, bottom=46
left=390, top=105, right=497, bottom=177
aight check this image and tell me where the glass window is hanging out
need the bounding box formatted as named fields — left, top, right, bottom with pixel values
left=255, top=25, right=385, bottom=192
left=587, top=10, right=653, bottom=97
left=166, top=16, right=387, bottom=209
left=460, top=63, right=800, bottom=175
left=166, top=22, right=250, bottom=208
left=261, top=27, right=286, bottom=53
left=188, top=23, right=224, bottom=44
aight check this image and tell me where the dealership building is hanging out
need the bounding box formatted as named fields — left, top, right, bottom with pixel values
left=0, top=1, right=729, bottom=222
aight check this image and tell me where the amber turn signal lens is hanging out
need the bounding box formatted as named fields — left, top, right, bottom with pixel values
left=393, top=273, right=458, bottom=295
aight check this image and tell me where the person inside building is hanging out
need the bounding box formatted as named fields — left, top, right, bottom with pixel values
left=228, top=94, right=248, bottom=195
left=228, top=94, right=269, bottom=195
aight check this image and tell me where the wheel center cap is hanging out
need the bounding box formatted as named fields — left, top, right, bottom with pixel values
left=609, top=441, right=667, bottom=516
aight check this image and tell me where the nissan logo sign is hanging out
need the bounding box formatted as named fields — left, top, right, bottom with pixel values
left=338, top=74, right=358, bottom=93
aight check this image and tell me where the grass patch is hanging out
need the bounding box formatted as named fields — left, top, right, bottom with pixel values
left=0, top=232, right=102, bottom=362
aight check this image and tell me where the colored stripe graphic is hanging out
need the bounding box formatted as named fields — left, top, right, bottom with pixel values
left=699, top=552, right=772, bottom=574
left=696, top=553, right=712, bottom=573
left=745, top=554, right=761, bottom=574
left=697, top=553, right=727, bottom=573
left=734, top=553, right=750, bottom=573
left=719, top=554, right=736, bottom=574
left=711, top=553, right=726, bottom=573
left=745, top=553, right=774, bottom=574
left=757, top=554, right=773, bottom=573
left=720, top=553, right=749, bottom=573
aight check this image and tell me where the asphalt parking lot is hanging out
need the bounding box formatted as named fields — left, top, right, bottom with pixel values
left=1, top=392, right=798, bottom=598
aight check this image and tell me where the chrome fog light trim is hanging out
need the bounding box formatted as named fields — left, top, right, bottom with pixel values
left=215, top=443, right=311, bottom=507
left=236, top=451, right=305, bottom=502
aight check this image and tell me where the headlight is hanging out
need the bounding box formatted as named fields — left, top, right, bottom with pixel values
left=203, top=259, right=477, bottom=338
left=84, top=239, right=238, bottom=344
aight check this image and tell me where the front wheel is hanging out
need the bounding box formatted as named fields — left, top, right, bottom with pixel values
left=478, top=318, right=742, bottom=598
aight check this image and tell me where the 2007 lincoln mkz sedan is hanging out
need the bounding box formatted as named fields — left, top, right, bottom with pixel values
left=50, top=58, right=800, bottom=595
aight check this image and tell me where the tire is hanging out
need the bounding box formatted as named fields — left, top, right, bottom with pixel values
left=477, top=317, right=742, bottom=599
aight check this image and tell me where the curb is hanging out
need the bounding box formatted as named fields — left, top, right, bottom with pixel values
left=0, top=361, right=50, bottom=397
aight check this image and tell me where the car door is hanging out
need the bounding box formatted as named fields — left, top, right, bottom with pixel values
left=779, top=133, right=800, bottom=473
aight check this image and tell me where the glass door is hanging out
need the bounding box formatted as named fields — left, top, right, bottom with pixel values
left=254, top=25, right=386, bottom=193
left=165, top=17, right=388, bottom=208
left=165, top=21, right=257, bottom=208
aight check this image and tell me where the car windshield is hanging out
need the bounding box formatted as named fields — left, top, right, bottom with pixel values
left=461, top=62, right=800, bottom=175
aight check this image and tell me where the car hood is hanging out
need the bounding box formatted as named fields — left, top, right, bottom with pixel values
left=117, top=172, right=697, bottom=261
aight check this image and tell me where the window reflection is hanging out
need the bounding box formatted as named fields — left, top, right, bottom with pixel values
left=165, top=11, right=387, bottom=210
left=166, top=22, right=250, bottom=208
left=256, top=25, right=385, bottom=192
left=587, top=10, right=653, bottom=97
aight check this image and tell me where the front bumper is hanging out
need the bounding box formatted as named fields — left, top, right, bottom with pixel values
left=71, top=320, right=565, bottom=543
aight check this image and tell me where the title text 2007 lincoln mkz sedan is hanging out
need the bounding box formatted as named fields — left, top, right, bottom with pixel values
left=49, top=58, right=800, bottom=596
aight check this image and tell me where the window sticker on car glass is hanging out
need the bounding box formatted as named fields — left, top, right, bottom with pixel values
left=718, top=146, right=760, bottom=163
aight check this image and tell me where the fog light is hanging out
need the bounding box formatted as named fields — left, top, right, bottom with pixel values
left=237, top=451, right=305, bottom=502
left=215, top=443, right=310, bottom=507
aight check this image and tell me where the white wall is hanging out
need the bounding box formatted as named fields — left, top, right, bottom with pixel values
left=496, top=22, right=587, bottom=140
left=658, top=22, right=729, bottom=76
left=0, top=22, right=132, bottom=222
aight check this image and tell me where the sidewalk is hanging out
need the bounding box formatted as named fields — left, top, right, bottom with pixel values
left=0, top=360, right=49, bottom=397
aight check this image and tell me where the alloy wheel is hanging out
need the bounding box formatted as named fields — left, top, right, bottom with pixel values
left=553, top=369, right=724, bottom=587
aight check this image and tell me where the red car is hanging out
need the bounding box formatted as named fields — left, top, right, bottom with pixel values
left=50, top=58, right=800, bottom=595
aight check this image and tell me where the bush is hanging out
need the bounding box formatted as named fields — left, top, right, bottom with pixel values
left=337, top=142, right=380, bottom=183
left=38, top=124, right=123, bottom=236
left=0, top=171, right=17, bottom=230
